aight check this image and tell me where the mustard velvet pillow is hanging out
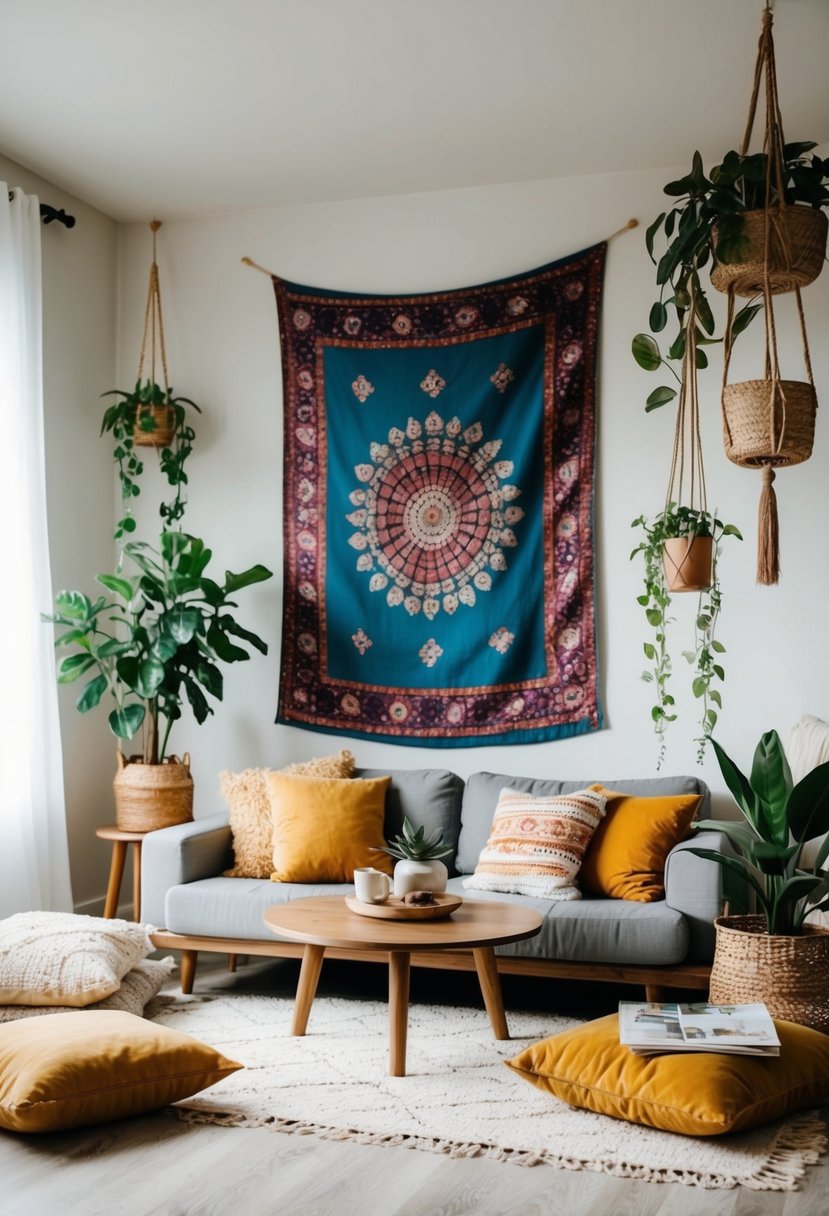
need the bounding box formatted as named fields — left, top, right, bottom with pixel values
left=265, top=773, right=393, bottom=883
left=578, top=787, right=701, bottom=901
left=221, top=749, right=356, bottom=878
left=506, top=1013, right=829, bottom=1137
left=0, top=1009, right=242, bottom=1134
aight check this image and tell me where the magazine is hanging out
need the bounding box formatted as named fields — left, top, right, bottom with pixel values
left=618, top=1001, right=781, bottom=1056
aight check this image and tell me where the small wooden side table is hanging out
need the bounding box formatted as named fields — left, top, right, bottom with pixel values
left=96, top=825, right=147, bottom=921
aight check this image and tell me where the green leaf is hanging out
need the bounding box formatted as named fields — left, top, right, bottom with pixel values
left=134, top=657, right=165, bottom=698
left=96, top=574, right=134, bottom=601
left=750, top=730, right=792, bottom=845
left=53, top=590, right=91, bottom=621
left=76, top=674, right=107, bottom=713
left=219, top=617, right=268, bottom=656
left=165, top=607, right=201, bottom=645
left=206, top=621, right=249, bottom=663
left=786, top=758, right=829, bottom=844
left=645, top=212, right=666, bottom=262
left=222, top=564, right=273, bottom=595
left=711, top=738, right=760, bottom=828
left=711, top=639, right=726, bottom=653
left=649, top=301, right=668, bottom=333
left=108, top=702, right=145, bottom=740
left=57, top=653, right=95, bottom=683
left=730, top=303, right=763, bottom=341
left=645, top=386, right=677, bottom=411
left=632, top=334, right=662, bottom=372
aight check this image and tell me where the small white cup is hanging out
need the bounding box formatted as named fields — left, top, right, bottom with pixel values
left=353, top=867, right=391, bottom=904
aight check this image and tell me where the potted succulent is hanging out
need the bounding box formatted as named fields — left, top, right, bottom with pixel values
left=689, top=731, right=829, bottom=1031
left=632, top=144, right=827, bottom=413
left=373, top=817, right=452, bottom=897
left=44, top=530, right=272, bottom=832
left=101, top=379, right=201, bottom=539
left=631, top=505, right=742, bottom=767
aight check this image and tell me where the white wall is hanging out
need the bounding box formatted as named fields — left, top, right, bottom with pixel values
left=115, top=166, right=829, bottom=819
left=0, top=153, right=118, bottom=910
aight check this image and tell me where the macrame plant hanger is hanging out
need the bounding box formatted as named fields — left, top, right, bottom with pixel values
left=718, top=5, right=819, bottom=585
left=134, top=219, right=175, bottom=448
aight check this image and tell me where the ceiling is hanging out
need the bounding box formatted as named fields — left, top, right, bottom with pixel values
left=1, top=0, right=827, bottom=222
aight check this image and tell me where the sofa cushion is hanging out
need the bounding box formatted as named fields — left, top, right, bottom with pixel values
left=447, top=880, right=689, bottom=965
left=456, top=773, right=709, bottom=876
left=358, top=767, right=464, bottom=874
left=265, top=773, right=392, bottom=882
left=579, top=788, right=702, bottom=901
left=222, top=749, right=356, bottom=878
left=463, top=788, right=607, bottom=900
left=165, top=877, right=358, bottom=941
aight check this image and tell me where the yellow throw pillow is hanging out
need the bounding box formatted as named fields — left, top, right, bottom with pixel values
left=578, top=787, right=701, bottom=901
left=265, top=773, right=393, bottom=883
left=221, top=749, right=356, bottom=878
left=0, top=1009, right=241, bottom=1133
left=463, top=788, right=607, bottom=900
left=506, top=1013, right=829, bottom=1136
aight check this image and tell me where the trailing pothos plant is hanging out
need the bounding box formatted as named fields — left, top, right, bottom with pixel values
left=43, top=531, right=272, bottom=765
left=630, top=505, right=742, bottom=768
left=100, top=379, right=201, bottom=540
left=631, top=144, right=828, bottom=410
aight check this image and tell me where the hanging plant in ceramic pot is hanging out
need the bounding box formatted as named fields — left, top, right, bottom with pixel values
left=373, top=817, right=452, bottom=897
left=631, top=301, right=742, bottom=768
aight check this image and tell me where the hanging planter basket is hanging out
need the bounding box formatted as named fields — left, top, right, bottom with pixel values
left=113, top=750, right=194, bottom=833
left=133, top=219, right=174, bottom=450
left=722, top=378, right=816, bottom=468
left=133, top=403, right=176, bottom=449
left=711, top=206, right=827, bottom=297
left=709, top=915, right=829, bottom=1034
left=662, top=535, right=714, bottom=593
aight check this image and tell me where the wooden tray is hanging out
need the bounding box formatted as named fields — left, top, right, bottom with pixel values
left=345, top=893, right=463, bottom=921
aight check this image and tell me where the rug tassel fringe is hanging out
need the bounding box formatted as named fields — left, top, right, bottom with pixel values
left=757, top=465, right=780, bottom=585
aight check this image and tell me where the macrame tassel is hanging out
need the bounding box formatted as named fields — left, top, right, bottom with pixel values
left=757, top=465, right=780, bottom=585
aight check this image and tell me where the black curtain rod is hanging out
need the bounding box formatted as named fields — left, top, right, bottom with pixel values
left=7, top=192, right=76, bottom=228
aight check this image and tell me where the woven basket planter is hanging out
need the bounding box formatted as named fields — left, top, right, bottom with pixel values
left=133, top=404, right=175, bottom=449
left=711, top=207, right=827, bottom=298
left=662, top=536, right=713, bottom=593
left=722, top=379, right=816, bottom=469
left=113, top=752, right=194, bottom=832
left=709, top=915, right=829, bottom=1033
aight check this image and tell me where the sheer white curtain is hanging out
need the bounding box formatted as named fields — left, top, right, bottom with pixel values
left=0, top=185, right=73, bottom=915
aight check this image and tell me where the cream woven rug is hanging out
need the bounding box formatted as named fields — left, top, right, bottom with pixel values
left=149, top=992, right=825, bottom=1192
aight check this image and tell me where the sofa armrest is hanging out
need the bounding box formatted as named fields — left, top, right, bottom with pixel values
left=664, top=829, right=727, bottom=963
left=141, top=814, right=233, bottom=928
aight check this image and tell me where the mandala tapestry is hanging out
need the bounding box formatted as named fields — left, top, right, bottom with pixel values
left=273, top=243, right=606, bottom=746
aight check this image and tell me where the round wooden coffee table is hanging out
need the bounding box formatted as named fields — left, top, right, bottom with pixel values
left=264, top=895, right=542, bottom=1076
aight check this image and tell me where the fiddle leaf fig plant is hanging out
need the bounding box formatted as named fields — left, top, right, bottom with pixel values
left=689, top=731, right=829, bottom=935
left=43, top=531, right=272, bottom=766
left=101, top=379, right=201, bottom=539
left=631, top=505, right=742, bottom=767
left=632, top=143, right=828, bottom=410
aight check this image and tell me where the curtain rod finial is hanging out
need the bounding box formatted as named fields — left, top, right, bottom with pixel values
left=150, top=219, right=161, bottom=233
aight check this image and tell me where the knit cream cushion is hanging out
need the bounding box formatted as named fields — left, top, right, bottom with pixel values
left=0, top=957, right=175, bottom=1023
left=0, top=912, right=155, bottom=1007
left=221, top=750, right=356, bottom=878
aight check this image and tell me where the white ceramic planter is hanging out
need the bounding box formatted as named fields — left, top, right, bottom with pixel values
left=393, top=858, right=448, bottom=898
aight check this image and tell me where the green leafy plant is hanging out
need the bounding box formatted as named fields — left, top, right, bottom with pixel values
left=689, top=731, right=829, bottom=935
left=43, top=531, right=272, bottom=765
left=372, top=817, right=452, bottom=863
left=100, top=379, right=201, bottom=539
left=631, top=505, right=742, bottom=767
left=632, top=144, right=828, bottom=410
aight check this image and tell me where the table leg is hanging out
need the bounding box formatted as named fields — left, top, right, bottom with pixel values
left=131, top=841, right=142, bottom=922
left=388, top=951, right=411, bottom=1077
left=103, top=840, right=128, bottom=919
left=291, top=944, right=325, bottom=1036
left=473, top=946, right=509, bottom=1040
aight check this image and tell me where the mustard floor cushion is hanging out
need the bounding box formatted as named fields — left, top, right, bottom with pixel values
left=0, top=1009, right=242, bottom=1133
left=506, top=1013, right=829, bottom=1136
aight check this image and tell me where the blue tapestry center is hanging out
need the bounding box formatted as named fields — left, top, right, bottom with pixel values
left=323, top=325, right=547, bottom=691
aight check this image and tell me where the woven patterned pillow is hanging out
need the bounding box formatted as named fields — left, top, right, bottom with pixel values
left=0, top=957, right=175, bottom=1023
left=222, top=750, right=356, bottom=878
left=0, top=912, right=155, bottom=1007
left=463, top=788, right=607, bottom=900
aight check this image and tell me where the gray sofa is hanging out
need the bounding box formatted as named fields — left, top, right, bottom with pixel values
left=143, top=766, right=726, bottom=997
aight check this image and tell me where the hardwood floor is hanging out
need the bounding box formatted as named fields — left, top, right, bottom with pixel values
left=3, top=956, right=827, bottom=1216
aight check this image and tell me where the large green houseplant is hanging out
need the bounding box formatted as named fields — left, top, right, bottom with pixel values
left=689, top=730, right=829, bottom=1031
left=631, top=505, right=741, bottom=768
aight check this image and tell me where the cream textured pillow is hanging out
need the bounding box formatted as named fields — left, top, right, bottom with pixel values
left=463, top=788, right=607, bottom=900
left=221, top=749, right=356, bottom=878
left=0, top=912, right=155, bottom=1007
left=0, top=957, right=175, bottom=1023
